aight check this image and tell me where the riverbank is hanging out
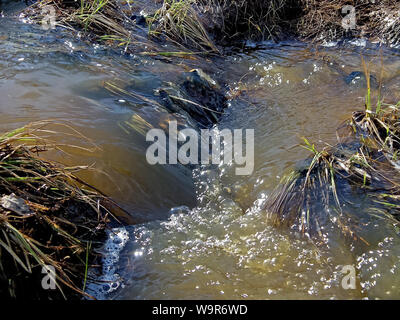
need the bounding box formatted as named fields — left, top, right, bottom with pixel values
left=17, top=0, right=400, bottom=53
left=0, top=122, right=126, bottom=299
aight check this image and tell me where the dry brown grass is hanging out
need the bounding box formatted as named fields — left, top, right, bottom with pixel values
left=204, top=0, right=400, bottom=45
left=21, top=0, right=400, bottom=51
left=23, top=0, right=155, bottom=51
left=0, top=121, right=125, bottom=299
left=148, top=0, right=219, bottom=52
left=298, top=0, right=400, bottom=45
left=197, top=0, right=301, bottom=43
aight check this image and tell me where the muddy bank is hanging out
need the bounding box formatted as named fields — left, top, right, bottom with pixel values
left=13, top=0, right=400, bottom=54
left=163, top=0, right=400, bottom=47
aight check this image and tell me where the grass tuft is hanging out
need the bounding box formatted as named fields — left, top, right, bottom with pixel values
left=0, top=121, right=126, bottom=299
left=148, top=0, right=219, bottom=53
left=264, top=68, right=400, bottom=246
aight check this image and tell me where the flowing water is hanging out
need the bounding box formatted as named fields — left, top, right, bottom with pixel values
left=1, top=5, right=400, bottom=299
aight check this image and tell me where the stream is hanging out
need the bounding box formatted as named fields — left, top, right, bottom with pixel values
left=1, top=2, right=400, bottom=299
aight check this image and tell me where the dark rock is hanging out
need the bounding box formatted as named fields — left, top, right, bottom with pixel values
left=61, top=0, right=81, bottom=9
left=158, top=83, right=215, bottom=128
left=345, top=71, right=379, bottom=89
left=157, top=69, right=227, bottom=128
left=131, top=14, right=147, bottom=27
left=183, top=69, right=226, bottom=114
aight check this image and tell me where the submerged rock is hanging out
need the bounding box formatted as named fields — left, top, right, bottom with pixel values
left=345, top=71, right=379, bottom=89
left=183, top=69, right=226, bottom=114
left=157, top=69, right=227, bottom=128
left=130, top=14, right=147, bottom=27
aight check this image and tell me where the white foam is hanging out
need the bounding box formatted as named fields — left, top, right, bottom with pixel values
left=86, top=227, right=130, bottom=299
left=321, top=41, right=339, bottom=48
left=349, top=38, right=367, bottom=47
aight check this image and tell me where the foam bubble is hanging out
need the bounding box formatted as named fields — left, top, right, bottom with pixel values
left=86, top=228, right=129, bottom=299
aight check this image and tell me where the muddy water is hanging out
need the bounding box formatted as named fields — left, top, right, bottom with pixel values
left=1, top=12, right=400, bottom=299
left=0, top=17, right=200, bottom=222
